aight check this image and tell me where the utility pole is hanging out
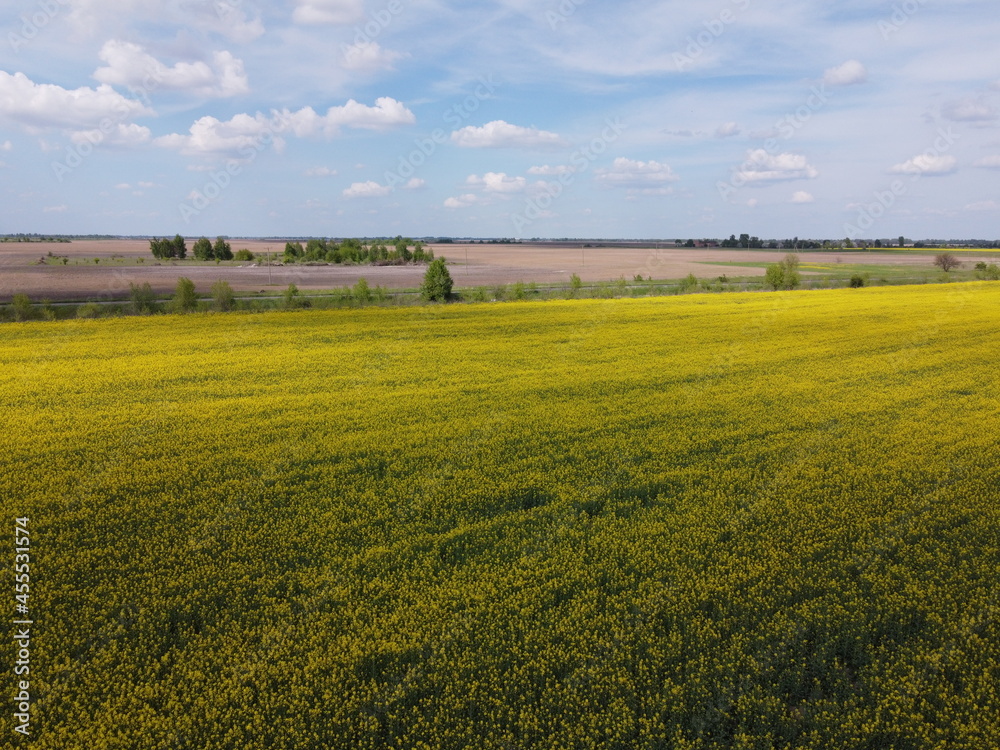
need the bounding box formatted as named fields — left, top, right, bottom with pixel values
left=267, top=247, right=272, bottom=286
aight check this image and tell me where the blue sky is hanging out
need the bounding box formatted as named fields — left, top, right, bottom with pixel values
left=0, top=0, right=998, bottom=239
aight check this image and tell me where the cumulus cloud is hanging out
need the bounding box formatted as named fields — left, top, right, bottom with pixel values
left=403, top=177, right=426, bottom=189
left=735, top=150, right=819, bottom=182
left=341, top=42, right=405, bottom=72
left=715, top=121, right=741, bottom=138
left=791, top=191, right=815, bottom=203
left=294, top=0, right=364, bottom=25
left=157, top=98, right=414, bottom=156
left=596, top=157, right=679, bottom=192
left=451, top=120, right=566, bottom=149
left=822, top=60, right=867, bottom=87
left=94, top=41, right=249, bottom=98
left=942, top=98, right=997, bottom=122
left=889, top=154, right=957, bottom=175
left=342, top=180, right=391, bottom=198
left=528, top=164, right=575, bottom=176
left=0, top=71, right=152, bottom=130
left=70, top=122, right=152, bottom=147
left=467, top=172, right=527, bottom=193
left=974, top=155, right=1000, bottom=169
left=444, top=193, right=483, bottom=209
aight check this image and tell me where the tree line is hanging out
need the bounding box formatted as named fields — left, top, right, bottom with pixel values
left=282, top=236, right=434, bottom=265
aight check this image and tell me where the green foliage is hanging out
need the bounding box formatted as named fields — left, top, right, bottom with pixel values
left=11, top=293, right=34, bottom=321
left=512, top=280, right=527, bottom=300
left=75, top=301, right=103, bottom=319
left=353, top=277, right=372, bottom=303
left=765, top=253, right=802, bottom=291
left=150, top=235, right=187, bottom=259
left=283, top=283, right=305, bottom=309
left=976, top=263, right=1000, bottom=281
left=170, top=277, right=197, bottom=313
left=234, top=248, right=254, bottom=261
left=284, top=241, right=304, bottom=261
left=421, top=258, right=453, bottom=302
left=213, top=237, right=233, bottom=261
left=192, top=237, right=213, bottom=261
left=850, top=274, right=866, bottom=288
left=129, top=282, right=157, bottom=314
left=210, top=280, right=235, bottom=312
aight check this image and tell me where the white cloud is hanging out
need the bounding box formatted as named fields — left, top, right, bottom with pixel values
left=43, top=204, right=67, bottom=213
left=94, top=41, right=249, bottom=98
left=822, top=60, right=867, bottom=87
left=942, top=98, right=997, bottom=122
left=342, top=180, right=391, bottom=198
left=596, top=157, right=679, bottom=192
left=342, top=41, right=404, bottom=72
left=889, top=154, right=957, bottom=175
left=157, top=98, right=414, bottom=156
left=974, top=155, right=1000, bottom=169
left=444, top=193, right=483, bottom=209
left=715, top=121, right=741, bottom=138
left=735, top=150, right=819, bottom=182
left=467, top=172, right=526, bottom=193
left=305, top=166, right=337, bottom=177
left=964, top=200, right=999, bottom=211
left=403, top=177, right=426, bottom=189
left=70, top=122, right=152, bottom=147
left=0, top=140, right=10, bottom=151
left=0, top=71, right=151, bottom=130
left=294, top=0, right=364, bottom=25
left=528, top=164, right=575, bottom=176
left=791, top=191, right=815, bottom=204
left=450, top=120, right=566, bottom=149
left=281, top=97, right=415, bottom=137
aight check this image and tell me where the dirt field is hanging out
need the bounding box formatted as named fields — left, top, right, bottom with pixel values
left=0, top=239, right=979, bottom=302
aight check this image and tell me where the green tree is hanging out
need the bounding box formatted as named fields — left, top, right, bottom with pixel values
left=11, top=293, right=34, bottom=321
left=213, top=237, right=233, bottom=261
left=353, top=277, right=372, bottom=303
left=421, top=258, right=453, bottom=301
left=171, top=277, right=197, bottom=313
left=569, top=273, right=583, bottom=295
left=193, top=237, right=213, bottom=261
left=211, top=280, right=235, bottom=312
left=282, top=283, right=302, bottom=309
left=234, top=248, right=254, bottom=261
left=172, top=234, right=187, bottom=259
left=129, top=282, right=156, bottom=315
left=764, top=254, right=801, bottom=291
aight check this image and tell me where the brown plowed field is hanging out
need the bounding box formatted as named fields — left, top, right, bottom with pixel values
left=0, top=239, right=959, bottom=302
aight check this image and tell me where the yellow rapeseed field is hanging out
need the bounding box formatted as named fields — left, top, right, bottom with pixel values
left=1, top=283, right=998, bottom=749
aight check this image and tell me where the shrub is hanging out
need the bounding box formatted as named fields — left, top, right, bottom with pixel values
left=850, top=275, right=865, bottom=288
left=512, top=281, right=526, bottom=301
left=129, top=282, right=157, bottom=315
left=76, top=302, right=103, bottom=319
left=211, top=280, right=235, bottom=312
left=353, top=278, right=372, bottom=304
left=934, top=253, right=960, bottom=272
left=283, top=283, right=303, bottom=309
left=171, top=277, right=198, bottom=313
left=421, top=258, right=453, bottom=302
left=234, top=249, right=254, bottom=261
left=11, top=293, right=34, bottom=322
